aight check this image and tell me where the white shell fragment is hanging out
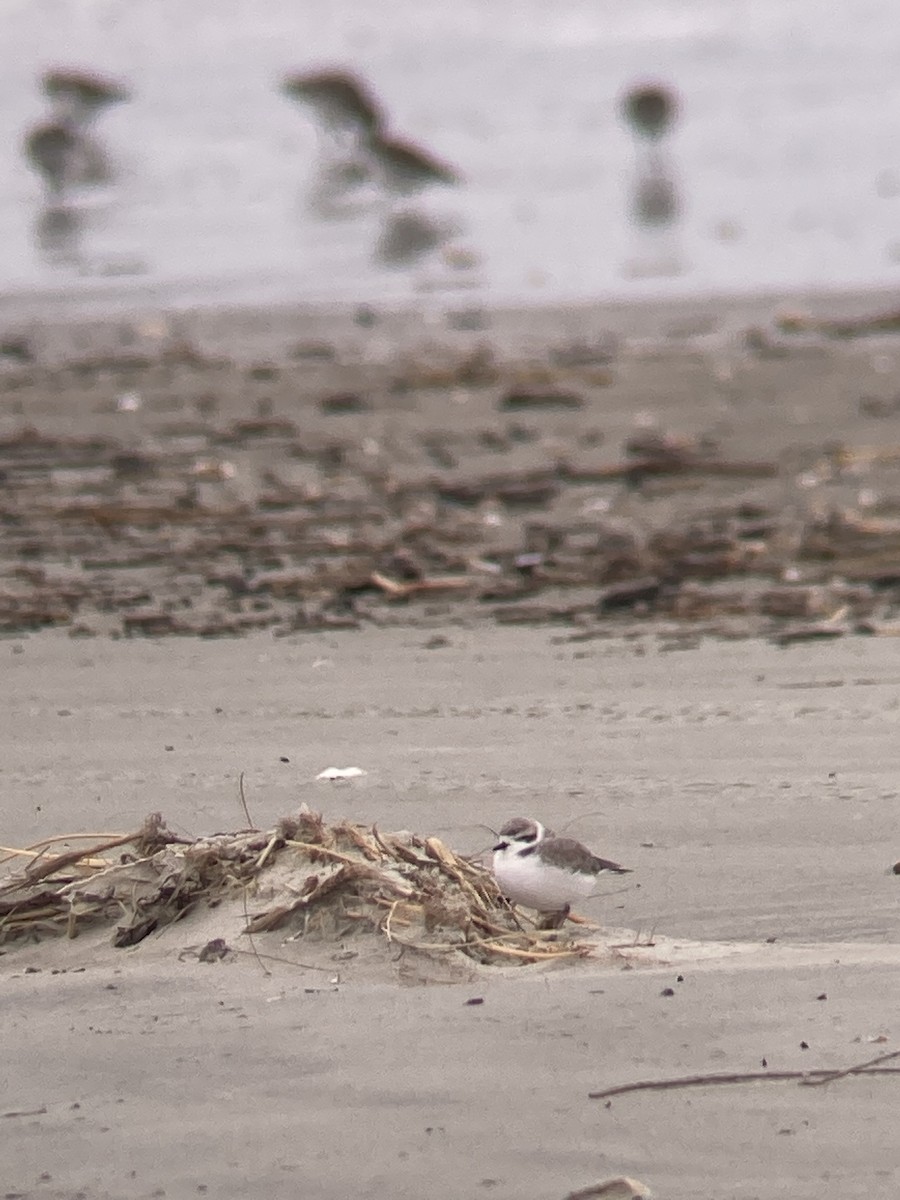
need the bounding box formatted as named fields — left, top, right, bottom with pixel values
left=316, top=766, right=368, bottom=781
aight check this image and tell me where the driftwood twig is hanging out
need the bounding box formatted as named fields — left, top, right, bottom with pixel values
left=799, top=1048, right=900, bottom=1087
left=589, top=1050, right=900, bottom=1100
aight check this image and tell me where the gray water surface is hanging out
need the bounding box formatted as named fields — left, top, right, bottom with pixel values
left=2, top=0, right=900, bottom=310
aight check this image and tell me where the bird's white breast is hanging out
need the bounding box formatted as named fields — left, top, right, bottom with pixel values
left=492, top=847, right=597, bottom=911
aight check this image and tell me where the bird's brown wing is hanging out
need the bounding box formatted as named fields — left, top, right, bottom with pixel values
left=539, top=836, right=631, bottom=875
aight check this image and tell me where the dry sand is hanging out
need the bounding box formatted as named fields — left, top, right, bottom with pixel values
left=3, top=630, right=899, bottom=1200
left=2, top=292, right=900, bottom=1199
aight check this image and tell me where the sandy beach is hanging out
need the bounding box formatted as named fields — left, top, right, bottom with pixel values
left=2, top=291, right=900, bottom=1200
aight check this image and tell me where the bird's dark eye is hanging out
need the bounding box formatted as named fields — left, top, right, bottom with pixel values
left=518, top=831, right=538, bottom=843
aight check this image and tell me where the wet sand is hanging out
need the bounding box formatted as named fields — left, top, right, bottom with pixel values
left=2, top=292, right=900, bottom=1199
left=6, top=286, right=900, bottom=643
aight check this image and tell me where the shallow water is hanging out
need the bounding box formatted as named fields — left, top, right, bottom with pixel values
left=2, top=0, right=900, bottom=309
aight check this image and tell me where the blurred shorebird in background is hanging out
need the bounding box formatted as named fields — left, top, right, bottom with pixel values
left=280, top=66, right=465, bottom=270
left=280, top=69, right=387, bottom=215
left=24, top=67, right=130, bottom=200
left=23, top=67, right=131, bottom=269
left=619, top=81, right=684, bottom=279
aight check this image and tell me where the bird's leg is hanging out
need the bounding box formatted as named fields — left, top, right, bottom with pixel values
left=537, top=905, right=570, bottom=931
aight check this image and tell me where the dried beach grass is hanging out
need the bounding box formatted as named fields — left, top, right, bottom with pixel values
left=0, top=808, right=594, bottom=966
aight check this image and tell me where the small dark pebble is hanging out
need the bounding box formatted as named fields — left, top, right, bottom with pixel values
left=498, top=388, right=584, bottom=412
left=247, top=363, right=278, bottom=382
left=660, top=987, right=675, bottom=997
left=112, top=452, right=156, bottom=479
left=676, top=974, right=684, bottom=983
left=446, top=308, right=487, bottom=332
left=0, top=335, right=34, bottom=362
left=354, top=305, right=377, bottom=328
left=319, top=392, right=370, bottom=415
left=762, top=1057, right=768, bottom=1067
left=816, top=993, right=827, bottom=1001
left=771, top=625, right=846, bottom=647
left=800, top=1041, right=809, bottom=1050
left=24, top=966, right=40, bottom=974
left=465, top=997, right=485, bottom=1006
left=280, top=756, right=290, bottom=763
left=164, top=745, right=174, bottom=752
left=598, top=577, right=662, bottom=614
left=859, top=394, right=900, bottom=417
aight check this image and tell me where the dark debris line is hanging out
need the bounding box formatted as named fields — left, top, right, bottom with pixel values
left=2, top=347, right=900, bottom=643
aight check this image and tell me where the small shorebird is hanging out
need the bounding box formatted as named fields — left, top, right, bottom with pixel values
left=619, top=81, right=683, bottom=278
left=492, top=817, right=631, bottom=928
left=24, top=68, right=129, bottom=198
left=280, top=69, right=387, bottom=214
left=282, top=66, right=465, bottom=270
left=281, top=67, right=461, bottom=204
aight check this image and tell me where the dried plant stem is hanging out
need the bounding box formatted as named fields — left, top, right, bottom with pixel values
left=233, top=949, right=335, bottom=973
left=283, top=840, right=363, bottom=865
left=254, top=833, right=281, bottom=871
left=478, top=941, right=589, bottom=961
left=383, top=900, right=402, bottom=942
left=237, top=772, right=256, bottom=829
left=391, top=931, right=588, bottom=962
left=0, top=834, right=127, bottom=866
left=1, top=833, right=139, bottom=892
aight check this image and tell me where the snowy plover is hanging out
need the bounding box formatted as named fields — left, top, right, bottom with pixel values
left=492, top=817, right=631, bottom=927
